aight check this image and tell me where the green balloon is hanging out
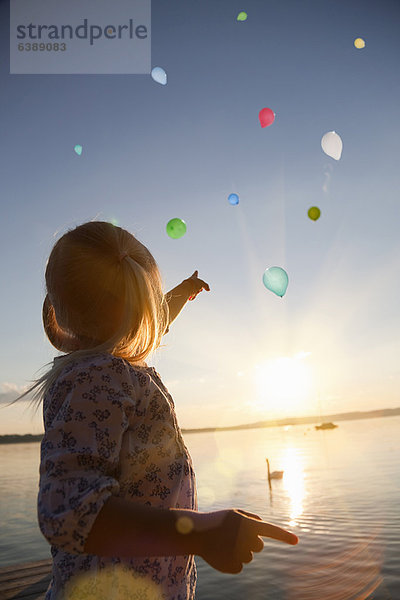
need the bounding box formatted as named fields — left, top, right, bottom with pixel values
left=237, top=11, right=248, bottom=21
left=262, top=266, right=289, bottom=297
left=166, top=218, right=187, bottom=239
left=308, top=206, right=321, bottom=221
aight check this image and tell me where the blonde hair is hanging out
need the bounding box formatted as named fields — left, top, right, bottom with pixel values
left=5, top=221, right=169, bottom=414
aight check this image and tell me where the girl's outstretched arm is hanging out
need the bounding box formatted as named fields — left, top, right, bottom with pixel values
left=83, top=496, right=298, bottom=573
left=165, top=271, right=210, bottom=329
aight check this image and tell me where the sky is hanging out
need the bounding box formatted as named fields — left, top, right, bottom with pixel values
left=0, top=0, right=399, bottom=434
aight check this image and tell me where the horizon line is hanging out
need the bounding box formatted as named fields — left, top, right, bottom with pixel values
left=1, top=405, right=399, bottom=442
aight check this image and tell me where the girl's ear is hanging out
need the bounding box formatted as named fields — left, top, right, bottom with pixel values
left=42, top=294, right=80, bottom=352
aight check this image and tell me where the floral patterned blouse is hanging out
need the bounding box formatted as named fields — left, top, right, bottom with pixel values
left=38, top=352, right=197, bottom=600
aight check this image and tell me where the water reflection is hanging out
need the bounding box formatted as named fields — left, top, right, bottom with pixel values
left=281, top=447, right=306, bottom=527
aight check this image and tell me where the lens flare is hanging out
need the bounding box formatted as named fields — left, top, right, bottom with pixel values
left=65, top=564, right=163, bottom=600
left=287, top=531, right=383, bottom=600
left=176, top=516, right=194, bottom=534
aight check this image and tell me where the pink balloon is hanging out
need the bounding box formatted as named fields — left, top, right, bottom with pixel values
left=259, top=107, right=275, bottom=128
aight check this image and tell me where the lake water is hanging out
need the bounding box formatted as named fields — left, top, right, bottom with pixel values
left=0, top=416, right=399, bottom=599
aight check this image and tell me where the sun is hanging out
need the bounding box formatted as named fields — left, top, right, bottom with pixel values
left=254, top=353, right=313, bottom=413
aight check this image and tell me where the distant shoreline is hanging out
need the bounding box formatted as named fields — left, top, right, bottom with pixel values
left=182, top=406, right=400, bottom=434
left=0, top=407, right=399, bottom=444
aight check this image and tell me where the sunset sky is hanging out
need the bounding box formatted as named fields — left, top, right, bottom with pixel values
left=1, top=0, right=399, bottom=434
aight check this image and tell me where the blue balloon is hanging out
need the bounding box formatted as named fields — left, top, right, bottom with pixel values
left=262, top=266, right=289, bottom=297
left=228, top=193, right=239, bottom=205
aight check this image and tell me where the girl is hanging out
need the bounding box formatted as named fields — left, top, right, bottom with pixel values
left=13, top=221, right=298, bottom=600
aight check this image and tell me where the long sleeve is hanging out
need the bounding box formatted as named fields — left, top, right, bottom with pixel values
left=38, top=355, right=135, bottom=554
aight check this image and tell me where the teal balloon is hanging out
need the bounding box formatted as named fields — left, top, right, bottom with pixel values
left=166, top=218, right=187, bottom=239
left=262, top=266, right=288, bottom=297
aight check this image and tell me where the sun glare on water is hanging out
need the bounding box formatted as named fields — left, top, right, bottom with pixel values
left=281, top=447, right=306, bottom=526
left=254, top=353, right=313, bottom=414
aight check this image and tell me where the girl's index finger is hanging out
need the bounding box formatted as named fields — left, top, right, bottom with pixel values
left=254, top=520, right=299, bottom=545
left=236, top=509, right=262, bottom=521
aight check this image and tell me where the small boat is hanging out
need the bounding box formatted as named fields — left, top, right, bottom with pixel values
left=266, top=459, right=284, bottom=481
left=315, top=422, right=338, bottom=430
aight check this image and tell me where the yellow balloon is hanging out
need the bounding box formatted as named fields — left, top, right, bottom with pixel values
left=354, top=38, right=365, bottom=49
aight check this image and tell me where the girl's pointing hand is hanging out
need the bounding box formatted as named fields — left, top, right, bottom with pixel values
left=185, top=270, right=210, bottom=301
left=195, top=509, right=298, bottom=574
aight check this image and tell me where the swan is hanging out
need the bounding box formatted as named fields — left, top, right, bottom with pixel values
left=266, top=459, right=284, bottom=480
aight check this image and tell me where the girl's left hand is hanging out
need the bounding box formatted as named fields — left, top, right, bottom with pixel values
left=184, top=271, right=210, bottom=301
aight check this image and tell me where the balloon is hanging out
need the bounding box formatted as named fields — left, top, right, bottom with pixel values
left=74, top=144, right=82, bottom=155
left=151, top=66, right=167, bottom=85
left=259, top=108, right=275, bottom=128
left=166, top=218, right=186, bottom=239
left=308, top=206, right=321, bottom=221
left=237, top=11, right=248, bottom=21
left=262, top=267, right=288, bottom=297
left=228, top=193, right=239, bottom=205
left=354, top=38, right=365, bottom=49
left=321, top=131, right=342, bottom=160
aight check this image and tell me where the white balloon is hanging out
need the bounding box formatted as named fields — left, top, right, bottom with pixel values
left=151, top=66, right=167, bottom=85
left=321, top=131, right=343, bottom=160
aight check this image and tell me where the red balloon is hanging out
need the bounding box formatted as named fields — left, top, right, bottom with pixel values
left=259, top=107, right=275, bottom=128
